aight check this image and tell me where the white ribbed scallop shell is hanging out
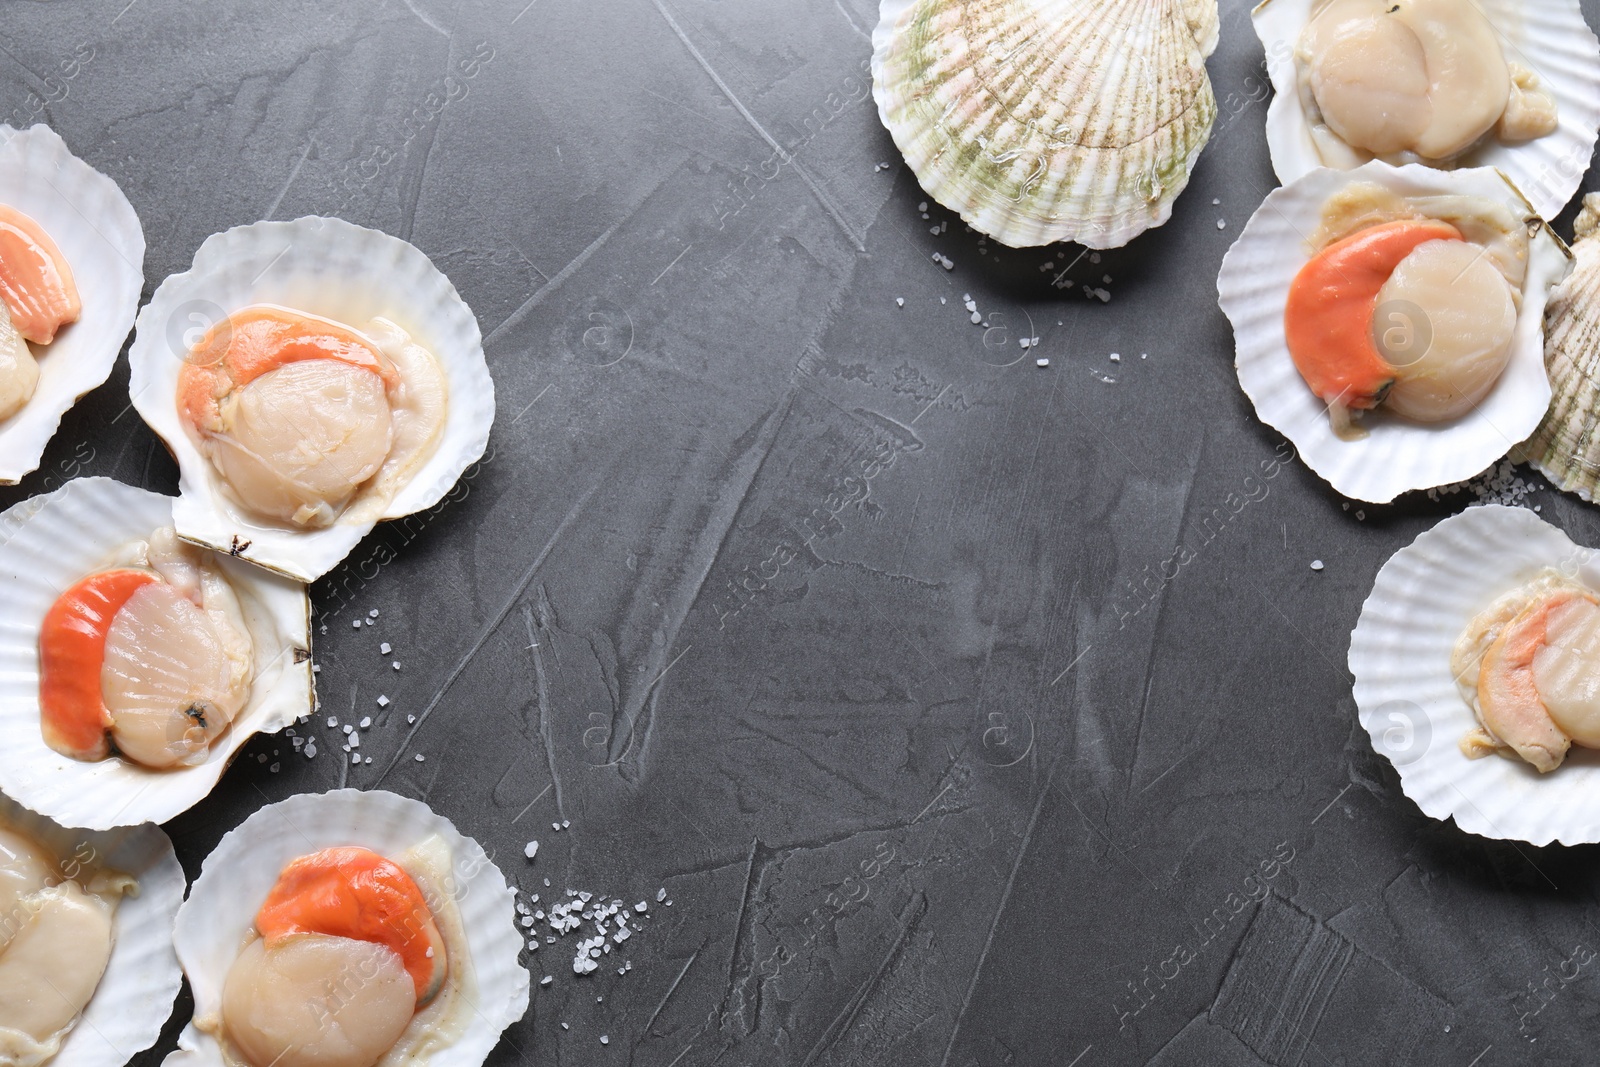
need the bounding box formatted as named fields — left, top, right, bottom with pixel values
left=126, top=216, right=494, bottom=582
left=165, top=789, right=528, bottom=1067
left=0, top=791, right=185, bottom=1067
left=1350, top=504, right=1600, bottom=844
left=872, top=0, right=1219, bottom=248
left=1217, top=162, right=1570, bottom=503
left=0, top=125, right=144, bottom=484
left=0, top=478, right=311, bottom=829
left=1516, top=192, right=1600, bottom=499
left=1253, top=0, right=1600, bottom=220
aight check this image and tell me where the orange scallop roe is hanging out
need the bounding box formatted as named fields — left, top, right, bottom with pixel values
left=256, top=846, right=446, bottom=1004
left=0, top=204, right=81, bottom=344
left=38, top=568, right=158, bottom=761
left=177, top=305, right=399, bottom=433
left=1284, top=218, right=1463, bottom=410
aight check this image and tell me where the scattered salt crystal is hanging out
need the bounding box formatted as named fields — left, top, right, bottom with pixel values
left=380, top=642, right=392, bottom=654
left=312, top=664, right=321, bottom=673
left=1090, top=253, right=1101, bottom=263
left=305, top=742, right=317, bottom=758
left=1141, top=353, right=1148, bottom=359
left=393, top=661, right=401, bottom=670
left=257, top=753, right=268, bottom=764
left=377, top=695, right=390, bottom=707
left=525, top=840, right=539, bottom=860
left=1213, top=198, right=1221, bottom=205
left=969, top=311, right=982, bottom=324
left=351, top=752, right=360, bottom=765
left=938, top=255, right=953, bottom=270
left=635, top=901, right=647, bottom=912
left=414, top=754, right=425, bottom=762
left=563, top=820, right=570, bottom=828
left=1217, top=219, right=1227, bottom=230
left=368, top=609, right=379, bottom=619
left=270, top=762, right=280, bottom=772
left=657, top=888, right=667, bottom=901
left=343, top=724, right=353, bottom=735
left=939, top=297, right=946, bottom=304
left=1102, top=274, right=1111, bottom=284
left=895, top=297, right=904, bottom=307
left=918, top=201, right=927, bottom=211
left=1311, top=560, right=1325, bottom=572
left=599, top=1036, right=609, bottom=1046
left=327, top=716, right=338, bottom=727
left=349, top=733, right=360, bottom=749
left=1019, top=337, right=1031, bottom=349
left=407, top=714, right=416, bottom=724
left=1035, top=358, right=1049, bottom=368
left=541, top=975, right=552, bottom=986
left=352, top=619, right=361, bottom=629
left=359, top=716, right=371, bottom=728
left=1109, top=352, right=1120, bottom=362
left=552, top=822, right=561, bottom=831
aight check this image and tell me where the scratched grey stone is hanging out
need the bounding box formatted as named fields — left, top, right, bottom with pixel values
left=1, top=0, right=1599, bottom=1065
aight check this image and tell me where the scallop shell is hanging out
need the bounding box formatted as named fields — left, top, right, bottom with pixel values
left=1253, top=0, right=1600, bottom=220
left=1350, top=504, right=1600, bottom=844
left=1217, top=161, right=1570, bottom=503
left=0, top=791, right=185, bottom=1067
left=0, top=125, right=145, bottom=484
left=127, top=216, right=494, bottom=582
left=1515, top=192, right=1600, bottom=498
left=166, top=789, right=529, bottom=1067
left=871, top=0, right=1219, bottom=249
left=0, top=477, right=311, bottom=829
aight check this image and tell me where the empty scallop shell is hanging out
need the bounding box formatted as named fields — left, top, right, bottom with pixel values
left=1515, top=192, right=1600, bottom=498
left=166, top=789, right=528, bottom=1067
left=1350, top=504, right=1600, bottom=844
left=1253, top=0, right=1600, bottom=220
left=0, top=477, right=311, bottom=829
left=127, top=216, right=494, bottom=582
left=1218, top=161, right=1570, bottom=503
left=871, top=0, right=1219, bottom=248
left=0, top=125, right=144, bottom=484
left=0, top=791, right=185, bottom=1067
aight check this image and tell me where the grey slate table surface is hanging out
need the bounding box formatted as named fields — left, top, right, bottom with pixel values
left=2, top=0, right=1598, bottom=1064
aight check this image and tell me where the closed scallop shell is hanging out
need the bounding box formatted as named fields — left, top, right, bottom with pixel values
left=1515, top=192, right=1600, bottom=498
left=165, top=789, right=528, bottom=1067
left=1253, top=0, right=1600, bottom=220
left=0, top=477, right=311, bottom=829
left=0, top=791, right=185, bottom=1067
left=1350, top=504, right=1600, bottom=844
left=872, top=0, right=1218, bottom=249
left=0, top=125, right=144, bottom=484
left=126, top=216, right=494, bottom=582
left=1217, top=161, right=1570, bottom=503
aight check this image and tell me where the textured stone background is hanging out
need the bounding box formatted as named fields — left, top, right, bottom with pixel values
left=1, top=0, right=1597, bottom=1064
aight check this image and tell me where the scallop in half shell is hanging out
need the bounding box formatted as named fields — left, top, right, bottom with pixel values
left=1253, top=0, right=1600, bottom=220
left=0, top=125, right=144, bottom=484
left=127, top=216, right=494, bottom=582
left=0, top=791, right=185, bottom=1067
left=1350, top=504, right=1600, bottom=844
left=1218, top=161, right=1570, bottom=503
left=166, top=789, right=528, bottom=1067
left=1515, top=192, right=1600, bottom=499
left=872, top=0, right=1219, bottom=249
left=0, top=478, right=311, bottom=829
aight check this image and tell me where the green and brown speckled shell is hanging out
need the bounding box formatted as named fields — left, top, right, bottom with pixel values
left=871, top=0, right=1219, bottom=249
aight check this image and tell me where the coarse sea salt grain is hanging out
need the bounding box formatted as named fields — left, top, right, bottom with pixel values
left=380, top=642, right=392, bottom=654
left=525, top=840, right=539, bottom=860
left=377, top=695, right=390, bottom=707
left=360, top=716, right=371, bottom=728
left=1035, top=358, right=1049, bottom=368
left=895, top=297, right=904, bottom=307
left=1311, top=560, right=1325, bottom=571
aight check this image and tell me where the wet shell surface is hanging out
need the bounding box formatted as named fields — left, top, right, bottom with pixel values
left=127, top=216, right=494, bottom=582
left=1253, top=0, right=1600, bottom=220
left=166, top=789, right=528, bottom=1067
left=1350, top=504, right=1600, bottom=844
left=1516, top=192, right=1600, bottom=499
left=0, top=125, right=144, bottom=484
left=0, top=478, right=311, bottom=829
left=0, top=791, right=185, bottom=1067
left=871, top=0, right=1218, bottom=249
left=1218, top=162, right=1570, bottom=503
